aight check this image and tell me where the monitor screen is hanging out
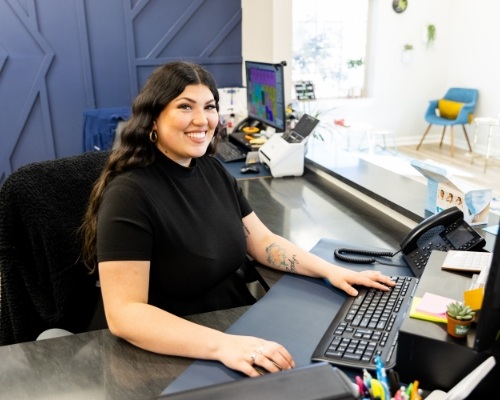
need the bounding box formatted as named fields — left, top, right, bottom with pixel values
left=245, top=61, right=286, bottom=132
left=474, top=225, right=500, bottom=354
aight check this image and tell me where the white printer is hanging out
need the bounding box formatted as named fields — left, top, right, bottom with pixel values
left=258, top=114, right=319, bottom=178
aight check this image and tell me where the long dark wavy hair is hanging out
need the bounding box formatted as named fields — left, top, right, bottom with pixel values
left=81, top=61, right=220, bottom=273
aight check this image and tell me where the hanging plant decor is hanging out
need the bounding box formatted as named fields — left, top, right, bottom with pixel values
left=426, top=24, right=436, bottom=47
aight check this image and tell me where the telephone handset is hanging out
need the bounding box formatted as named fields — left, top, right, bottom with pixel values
left=334, top=207, right=486, bottom=278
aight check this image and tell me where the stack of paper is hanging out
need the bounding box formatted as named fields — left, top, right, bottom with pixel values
left=409, top=292, right=458, bottom=323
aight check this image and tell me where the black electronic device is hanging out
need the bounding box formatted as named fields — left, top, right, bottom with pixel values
left=281, top=113, right=320, bottom=143
left=399, top=206, right=485, bottom=277
left=240, top=165, right=259, bottom=174
left=311, top=275, right=419, bottom=371
left=334, top=207, right=486, bottom=278
left=214, top=140, right=248, bottom=163
left=240, top=60, right=286, bottom=132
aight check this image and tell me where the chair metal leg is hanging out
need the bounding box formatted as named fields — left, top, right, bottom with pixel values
left=416, top=124, right=433, bottom=150
left=462, top=124, right=473, bottom=152
left=439, top=126, right=446, bottom=148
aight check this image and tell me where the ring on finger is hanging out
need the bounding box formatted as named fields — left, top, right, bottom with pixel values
left=250, top=353, right=257, bottom=364
left=259, top=346, right=264, bottom=355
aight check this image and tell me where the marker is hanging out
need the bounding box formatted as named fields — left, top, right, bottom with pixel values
left=375, top=355, right=391, bottom=400
left=363, top=368, right=373, bottom=387
left=370, top=378, right=385, bottom=400
left=405, top=383, right=413, bottom=399
left=410, top=380, right=419, bottom=400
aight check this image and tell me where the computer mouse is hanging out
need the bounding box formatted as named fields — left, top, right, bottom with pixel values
left=240, top=165, right=260, bottom=174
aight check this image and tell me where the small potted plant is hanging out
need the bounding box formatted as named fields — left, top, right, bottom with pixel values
left=446, top=301, right=475, bottom=338
left=402, top=44, right=413, bottom=63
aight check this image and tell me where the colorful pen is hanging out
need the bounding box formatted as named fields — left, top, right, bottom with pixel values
left=363, top=368, right=373, bottom=387
left=370, top=378, right=385, bottom=400
left=375, top=355, right=391, bottom=400
left=405, top=382, right=413, bottom=399
left=410, top=380, right=419, bottom=400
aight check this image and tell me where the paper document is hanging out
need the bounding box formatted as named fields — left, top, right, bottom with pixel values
left=441, top=250, right=492, bottom=273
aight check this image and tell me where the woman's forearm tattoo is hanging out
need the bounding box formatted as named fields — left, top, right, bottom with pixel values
left=266, top=243, right=298, bottom=273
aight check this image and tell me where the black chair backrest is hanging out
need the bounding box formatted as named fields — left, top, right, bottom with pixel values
left=0, top=151, right=109, bottom=345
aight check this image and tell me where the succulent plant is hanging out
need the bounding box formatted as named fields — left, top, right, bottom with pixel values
left=446, top=301, right=475, bottom=321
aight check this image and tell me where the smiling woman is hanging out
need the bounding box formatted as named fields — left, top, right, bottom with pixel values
left=79, top=60, right=396, bottom=380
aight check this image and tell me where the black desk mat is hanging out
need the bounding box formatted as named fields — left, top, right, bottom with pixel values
left=162, top=238, right=411, bottom=395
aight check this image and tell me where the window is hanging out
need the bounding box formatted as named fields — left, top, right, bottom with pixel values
left=292, top=0, right=369, bottom=99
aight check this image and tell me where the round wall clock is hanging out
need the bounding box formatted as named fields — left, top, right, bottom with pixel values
left=392, top=0, right=408, bottom=13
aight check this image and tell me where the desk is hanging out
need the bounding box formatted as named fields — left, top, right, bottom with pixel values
left=2, top=147, right=496, bottom=399
left=0, top=308, right=247, bottom=400
left=0, top=174, right=410, bottom=400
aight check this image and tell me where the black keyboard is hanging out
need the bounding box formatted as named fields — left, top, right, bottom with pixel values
left=214, top=140, right=247, bottom=162
left=311, top=276, right=418, bottom=371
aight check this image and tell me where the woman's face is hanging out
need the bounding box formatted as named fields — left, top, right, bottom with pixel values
left=153, top=84, right=218, bottom=167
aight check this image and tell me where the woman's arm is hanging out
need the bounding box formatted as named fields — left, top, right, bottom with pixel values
left=98, top=260, right=295, bottom=376
left=243, top=212, right=395, bottom=296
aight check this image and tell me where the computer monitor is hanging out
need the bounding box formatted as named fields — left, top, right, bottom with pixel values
left=244, top=61, right=286, bottom=132
left=474, top=224, right=500, bottom=355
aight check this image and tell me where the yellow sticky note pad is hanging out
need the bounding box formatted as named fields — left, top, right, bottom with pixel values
left=464, top=287, right=484, bottom=311
left=409, top=297, right=447, bottom=323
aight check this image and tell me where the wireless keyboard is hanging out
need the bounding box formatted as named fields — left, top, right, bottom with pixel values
left=311, top=275, right=418, bottom=371
left=214, top=140, right=247, bottom=163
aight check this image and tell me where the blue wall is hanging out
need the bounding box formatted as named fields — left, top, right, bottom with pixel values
left=0, top=0, right=242, bottom=185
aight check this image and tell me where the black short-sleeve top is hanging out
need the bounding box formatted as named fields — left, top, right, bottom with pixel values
left=96, top=148, right=255, bottom=315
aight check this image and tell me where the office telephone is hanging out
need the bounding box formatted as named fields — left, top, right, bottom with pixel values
left=334, top=207, right=486, bottom=278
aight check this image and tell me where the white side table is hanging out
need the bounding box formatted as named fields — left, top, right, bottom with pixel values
left=472, top=116, right=500, bottom=172
left=333, top=119, right=373, bottom=151
left=365, top=129, right=398, bottom=154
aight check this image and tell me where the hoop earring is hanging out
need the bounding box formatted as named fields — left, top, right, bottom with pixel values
left=149, top=130, right=158, bottom=143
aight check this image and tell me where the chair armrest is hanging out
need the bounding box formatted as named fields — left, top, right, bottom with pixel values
left=456, top=102, right=476, bottom=123
left=425, top=99, right=439, bottom=118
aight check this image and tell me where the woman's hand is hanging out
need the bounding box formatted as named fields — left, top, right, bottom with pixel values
left=216, top=334, right=295, bottom=377
left=326, top=267, right=396, bottom=296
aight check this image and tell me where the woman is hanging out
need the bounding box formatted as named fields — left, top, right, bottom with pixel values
left=81, top=61, right=395, bottom=377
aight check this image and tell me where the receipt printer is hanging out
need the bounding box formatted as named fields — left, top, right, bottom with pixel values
left=258, top=135, right=306, bottom=178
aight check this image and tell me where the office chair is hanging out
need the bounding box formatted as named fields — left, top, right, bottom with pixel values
left=416, top=87, right=478, bottom=156
left=0, top=151, right=110, bottom=345
left=0, top=151, right=269, bottom=345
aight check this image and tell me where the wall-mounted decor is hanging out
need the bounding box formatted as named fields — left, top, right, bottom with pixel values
left=392, top=0, right=408, bottom=13
left=402, top=44, right=413, bottom=63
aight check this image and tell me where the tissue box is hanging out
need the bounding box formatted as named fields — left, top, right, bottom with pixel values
left=411, top=160, right=491, bottom=226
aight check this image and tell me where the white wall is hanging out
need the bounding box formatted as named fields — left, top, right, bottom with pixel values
left=242, top=0, right=500, bottom=151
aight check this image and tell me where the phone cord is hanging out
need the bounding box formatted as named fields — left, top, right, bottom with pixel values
left=334, top=247, right=402, bottom=265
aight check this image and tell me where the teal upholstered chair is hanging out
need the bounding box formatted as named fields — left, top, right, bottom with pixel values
left=416, top=88, right=478, bottom=156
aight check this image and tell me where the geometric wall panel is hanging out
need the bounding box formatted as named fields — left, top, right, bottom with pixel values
left=0, top=0, right=242, bottom=185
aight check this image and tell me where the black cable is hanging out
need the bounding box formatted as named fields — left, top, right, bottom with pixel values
left=334, top=247, right=401, bottom=266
